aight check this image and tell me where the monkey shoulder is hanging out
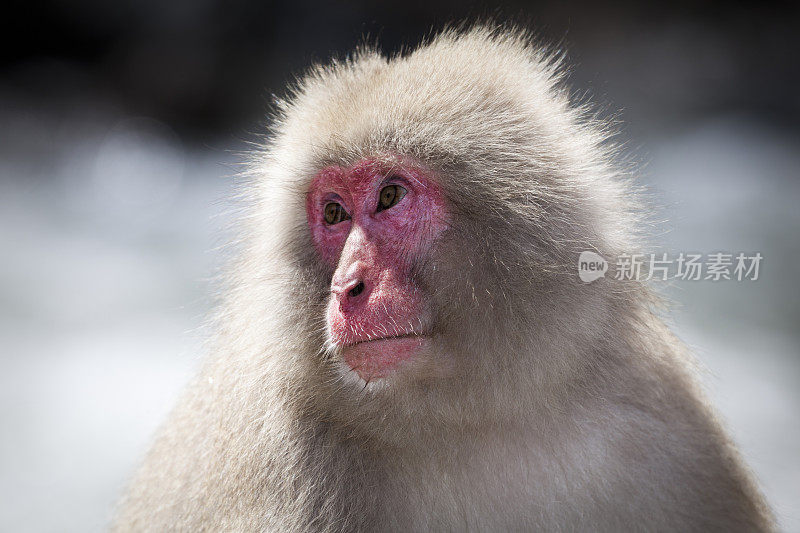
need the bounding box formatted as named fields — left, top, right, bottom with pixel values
left=556, top=380, right=773, bottom=532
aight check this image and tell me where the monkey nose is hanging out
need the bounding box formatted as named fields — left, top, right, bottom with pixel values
left=331, top=278, right=368, bottom=307
left=331, top=260, right=369, bottom=300
left=347, top=281, right=365, bottom=298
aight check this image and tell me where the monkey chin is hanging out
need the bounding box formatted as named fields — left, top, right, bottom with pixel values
left=340, top=335, right=430, bottom=382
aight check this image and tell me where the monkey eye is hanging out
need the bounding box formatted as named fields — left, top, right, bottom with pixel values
left=376, top=184, right=407, bottom=212
left=323, top=202, right=350, bottom=225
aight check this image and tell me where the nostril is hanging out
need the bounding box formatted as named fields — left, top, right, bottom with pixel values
left=348, top=281, right=365, bottom=298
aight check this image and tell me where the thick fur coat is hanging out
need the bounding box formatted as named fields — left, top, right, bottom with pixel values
left=115, top=27, right=773, bottom=531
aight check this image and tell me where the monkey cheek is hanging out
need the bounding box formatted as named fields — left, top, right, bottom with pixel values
left=341, top=336, right=429, bottom=381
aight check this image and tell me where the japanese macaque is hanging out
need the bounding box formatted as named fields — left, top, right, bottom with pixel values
left=115, top=27, right=774, bottom=531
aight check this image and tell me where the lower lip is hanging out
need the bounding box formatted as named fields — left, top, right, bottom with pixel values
left=341, top=336, right=428, bottom=380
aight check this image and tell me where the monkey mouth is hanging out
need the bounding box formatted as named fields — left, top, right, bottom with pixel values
left=338, top=333, right=430, bottom=380
left=344, top=332, right=425, bottom=348
left=329, top=318, right=431, bottom=349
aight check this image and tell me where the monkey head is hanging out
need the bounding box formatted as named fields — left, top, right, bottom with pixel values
left=243, top=29, right=638, bottom=439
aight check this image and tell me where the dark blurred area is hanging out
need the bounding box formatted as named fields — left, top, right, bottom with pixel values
left=2, top=2, right=799, bottom=532
left=4, top=1, right=799, bottom=139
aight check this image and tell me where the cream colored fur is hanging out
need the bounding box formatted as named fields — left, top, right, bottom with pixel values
left=114, top=26, right=774, bottom=532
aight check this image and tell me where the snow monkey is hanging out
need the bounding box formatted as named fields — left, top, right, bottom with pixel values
left=115, top=27, right=774, bottom=531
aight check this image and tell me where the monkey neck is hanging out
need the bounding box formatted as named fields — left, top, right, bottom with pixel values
left=271, top=390, right=610, bottom=530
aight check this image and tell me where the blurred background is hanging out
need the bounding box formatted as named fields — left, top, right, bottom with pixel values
left=1, top=1, right=798, bottom=531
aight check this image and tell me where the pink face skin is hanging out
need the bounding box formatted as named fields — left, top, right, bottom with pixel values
left=306, top=157, right=449, bottom=381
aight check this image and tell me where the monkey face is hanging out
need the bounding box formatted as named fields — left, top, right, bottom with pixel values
left=306, top=157, right=451, bottom=383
